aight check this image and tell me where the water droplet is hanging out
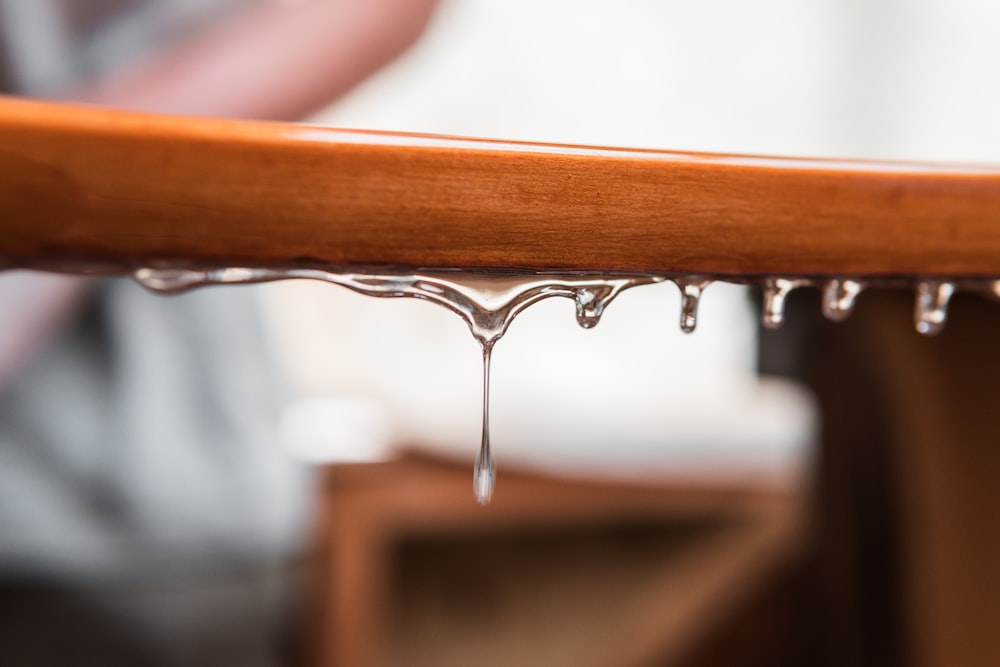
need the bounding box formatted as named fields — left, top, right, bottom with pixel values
left=134, top=267, right=273, bottom=294
left=674, top=278, right=711, bottom=333
left=474, top=346, right=496, bottom=504
left=573, top=287, right=604, bottom=328
left=133, top=267, right=210, bottom=294
left=573, top=284, right=627, bottom=329
left=914, top=280, right=954, bottom=336
left=822, top=279, right=864, bottom=322
left=761, top=278, right=809, bottom=329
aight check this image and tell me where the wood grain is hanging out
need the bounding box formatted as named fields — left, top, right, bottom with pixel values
left=2, top=96, right=1000, bottom=277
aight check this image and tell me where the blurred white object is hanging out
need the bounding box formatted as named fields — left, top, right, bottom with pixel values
left=280, top=396, right=395, bottom=464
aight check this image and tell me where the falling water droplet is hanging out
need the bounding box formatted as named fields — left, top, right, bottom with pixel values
left=674, top=278, right=711, bottom=333
left=761, top=278, right=808, bottom=329
left=914, top=280, right=955, bottom=336
left=822, top=279, right=864, bottom=322
left=473, top=345, right=496, bottom=504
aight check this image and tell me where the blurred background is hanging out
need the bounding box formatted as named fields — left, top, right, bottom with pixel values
left=3, top=1, right=1000, bottom=666
left=265, top=2, right=1000, bottom=666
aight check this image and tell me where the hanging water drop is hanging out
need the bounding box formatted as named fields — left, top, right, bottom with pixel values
left=914, top=280, right=954, bottom=336
left=761, top=278, right=808, bottom=329
left=822, top=279, right=864, bottom=322
left=674, top=278, right=711, bottom=333
left=574, top=286, right=609, bottom=329
left=473, top=345, right=496, bottom=504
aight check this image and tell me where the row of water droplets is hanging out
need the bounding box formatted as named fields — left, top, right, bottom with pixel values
left=760, top=276, right=964, bottom=336
left=134, top=267, right=659, bottom=504
left=133, top=267, right=995, bottom=503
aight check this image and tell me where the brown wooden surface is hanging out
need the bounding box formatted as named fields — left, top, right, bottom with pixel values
left=769, top=290, right=1000, bottom=667
left=866, top=293, right=1000, bottom=667
left=318, top=454, right=804, bottom=667
left=3, top=96, right=1000, bottom=277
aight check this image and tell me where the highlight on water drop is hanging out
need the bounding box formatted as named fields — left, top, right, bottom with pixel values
left=822, top=278, right=865, bottom=322
left=673, top=278, right=711, bottom=333
left=914, top=280, right=955, bottom=336
left=761, top=277, right=809, bottom=330
left=474, top=345, right=496, bottom=504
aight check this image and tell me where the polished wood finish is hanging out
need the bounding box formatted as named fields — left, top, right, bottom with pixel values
left=2, top=96, right=1000, bottom=277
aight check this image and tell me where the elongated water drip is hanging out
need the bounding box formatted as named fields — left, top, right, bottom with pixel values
left=761, top=278, right=809, bottom=329
left=133, top=266, right=659, bottom=503
left=674, top=278, right=711, bottom=333
left=914, top=280, right=954, bottom=336
left=822, top=279, right=865, bottom=322
left=474, top=345, right=496, bottom=504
